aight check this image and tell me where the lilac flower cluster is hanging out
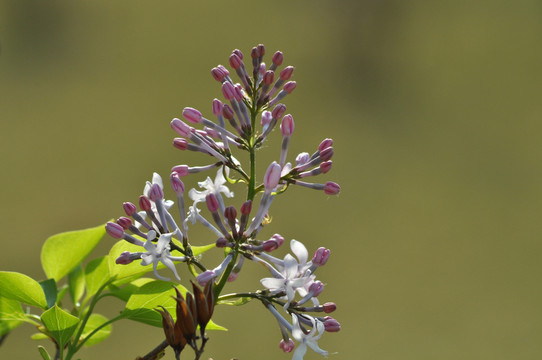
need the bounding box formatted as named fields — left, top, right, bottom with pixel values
left=106, top=44, right=341, bottom=359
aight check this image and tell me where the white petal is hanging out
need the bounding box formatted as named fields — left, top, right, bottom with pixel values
left=161, top=256, right=181, bottom=281
left=140, top=254, right=153, bottom=266
left=290, top=240, right=308, bottom=266
left=152, top=260, right=170, bottom=281
left=292, top=344, right=307, bottom=360
left=152, top=172, right=164, bottom=189
left=291, top=315, right=304, bottom=341
left=306, top=341, right=328, bottom=356
left=283, top=254, right=299, bottom=279
left=261, top=277, right=286, bottom=290
left=214, top=167, right=227, bottom=186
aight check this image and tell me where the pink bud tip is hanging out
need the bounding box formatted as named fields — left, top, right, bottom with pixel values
left=261, top=111, right=272, bottom=127
left=313, top=247, right=331, bottom=265
left=117, top=217, right=133, bottom=230
left=280, top=114, right=295, bottom=136
left=318, top=138, right=333, bottom=151
left=309, top=281, right=324, bottom=297
left=320, top=147, right=334, bottom=162
left=264, top=161, right=282, bottom=190
left=211, top=67, right=226, bottom=82
left=171, top=118, right=191, bottom=137
left=139, top=196, right=152, bottom=211
left=232, top=49, right=244, bottom=60
left=279, top=339, right=295, bottom=353
left=205, top=193, right=219, bottom=213
left=182, top=107, right=202, bottom=124
left=224, top=206, right=237, bottom=221
left=173, top=138, right=188, bottom=151
left=106, top=222, right=124, bottom=239
left=271, top=234, right=285, bottom=247
left=196, top=270, right=216, bottom=286
left=216, top=237, right=228, bottom=248
left=271, top=103, right=287, bottom=119
left=149, top=183, right=163, bottom=202
left=324, top=182, right=341, bottom=195
left=272, top=51, right=284, bottom=66
left=262, top=239, right=279, bottom=252
left=257, top=44, right=265, bottom=56
left=222, top=82, right=236, bottom=101
left=233, top=85, right=244, bottom=101
left=229, top=53, right=242, bottom=69
left=263, top=70, right=275, bottom=85
left=170, top=173, right=185, bottom=194
left=212, top=98, right=223, bottom=116
left=283, top=81, right=296, bottom=94
left=251, top=46, right=260, bottom=59
left=320, top=161, right=332, bottom=174
left=222, top=104, right=234, bottom=120
left=323, top=317, right=341, bottom=332
left=279, top=66, right=294, bottom=81
left=259, top=63, right=266, bottom=75
left=171, top=165, right=189, bottom=177
left=116, top=251, right=134, bottom=265
left=240, top=200, right=252, bottom=215
left=123, top=202, right=137, bottom=216
left=323, top=302, right=337, bottom=313
left=217, top=64, right=230, bottom=76
left=296, top=152, right=310, bottom=166
left=227, top=272, right=239, bottom=282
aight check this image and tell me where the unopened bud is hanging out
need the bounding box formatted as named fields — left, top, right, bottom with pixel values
left=216, top=237, right=228, bottom=248
left=149, top=183, right=163, bottom=202
left=320, top=161, right=332, bottom=174
left=240, top=200, right=252, bottom=215
left=123, top=202, right=137, bottom=216
left=233, top=84, right=244, bottom=101
left=263, top=70, right=274, bottom=85
left=196, top=270, right=217, bottom=286
left=271, top=103, right=287, bottom=119
left=173, top=138, right=188, bottom=150
left=313, top=247, right=331, bottom=265
left=229, top=53, right=242, bottom=69
left=324, top=182, right=341, bottom=195
left=170, top=173, right=185, bottom=194
left=264, top=162, right=282, bottom=190
left=116, top=251, right=134, bottom=265
left=222, top=104, right=234, bottom=120
left=257, top=44, right=265, bottom=57
left=224, top=206, right=237, bottom=221
left=323, top=317, right=341, bottom=332
left=296, top=152, right=310, bottom=166
left=211, top=67, right=227, bottom=82
left=309, top=281, right=324, bottom=297
left=222, top=82, right=236, bottom=101
left=116, top=217, right=132, bottom=230
left=323, top=302, right=337, bottom=314
left=106, top=222, right=124, bottom=239
left=271, top=234, right=285, bottom=247
left=205, top=193, right=219, bottom=213
left=280, top=114, right=295, bottom=136
left=318, top=138, right=333, bottom=151
left=212, top=98, right=223, bottom=116
left=272, top=51, right=284, bottom=66
left=280, top=66, right=294, bottom=81
left=139, top=196, right=152, bottom=211
left=261, top=111, right=272, bottom=127
left=171, top=165, right=189, bottom=177
left=320, top=147, right=334, bottom=162
left=262, top=239, right=279, bottom=252
left=171, top=118, right=191, bottom=137
left=232, top=49, right=244, bottom=60
left=279, top=339, right=295, bottom=353
left=283, top=81, right=296, bottom=94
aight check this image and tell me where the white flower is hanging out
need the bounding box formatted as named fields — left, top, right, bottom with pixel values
left=140, top=230, right=185, bottom=281
left=188, top=167, right=233, bottom=210
left=291, top=315, right=328, bottom=360
left=134, top=173, right=174, bottom=229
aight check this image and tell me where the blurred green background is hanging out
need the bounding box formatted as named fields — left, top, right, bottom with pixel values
left=1, top=0, right=541, bottom=359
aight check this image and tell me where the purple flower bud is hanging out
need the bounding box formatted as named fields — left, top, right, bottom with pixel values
left=280, top=114, right=295, bottom=136
left=279, top=339, right=295, bottom=353
left=170, top=173, right=185, bottom=194
left=217, top=64, right=230, bottom=76
left=211, top=67, right=226, bottom=82
left=271, top=233, right=285, bottom=247
left=123, top=202, right=137, bottom=216
left=149, top=183, right=163, bottom=202
left=313, top=247, right=331, bottom=265
left=261, top=111, right=272, bottom=127
left=229, top=53, right=242, bottom=69
left=106, top=222, right=124, bottom=239
left=272, top=51, right=284, bottom=66
left=259, top=63, right=266, bottom=75
left=262, top=239, right=279, bottom=252
left=324, top=182, right=341, bottom=195
left=264, top=162, right=282, bottom=190
left=318, top=138, right=333, bottom=151
left=116, top=217, right=132, bottom=230
left=196, top=270, right=217, bottom=286
left=296, top=152, right=310, bottom=166
left=323, top=302, right=337, bottom=314
left=171, top=118, right=192, bottom=137
left=320, top=161, right=332, bottom=174
left=257, top=44, right=265, bottom=57
left=309, top=281, right=324, bottom=297
left=271, top=103, right=287, bottom=119
left=279, top=66, right=294, bottom=81
left=212, top=98, right=223, bottom=116
left=224, top=206, right=237, bottom=221
left=323, top=316, right=341, bottom=332
left=320, top=147, right=334, bottom=162
left=171, top=165, right=189, bottom=177
left=222, top=82, right=236, bottom=101
left=263, top=70, right=274, bottom=85
left=205, top=193, right=219, bottom=213
left=241, top=200, right=252, bottom=215
left=216, top=237, right=228, bottom=248
left=283, top=81, right=296, bottom=94
left=233, top=84, right=244, bottom=101
left=116, top=251, right=135, bottom=265
left=222, top=104, right=234, bottom=120
left=232, top=49, right=244, bottom=60
left=251, top=46, right=260, bottom=59
left=182, top=107, right=202, bottom=124
left=173, top=138, right=188, bottom=150
left=139, top=196, right=152, bottom=211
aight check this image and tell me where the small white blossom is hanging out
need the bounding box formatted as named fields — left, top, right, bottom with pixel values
left=140, top=230, right=185, bottom=281
left=291, top=315, right=327, bottom=360
left=188, top=167, right=233, bottom=214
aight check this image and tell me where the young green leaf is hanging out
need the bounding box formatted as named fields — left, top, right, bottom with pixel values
left=37, top=345, right=52, bottom=360
left=68, top=265, right=85, bottom=306
left=39, top=279, right=58, bottom=309
left=0, top=296, right=26, bottom=336
left=108, top=277, right=155, bottom=302
left=0, top=271, right=47, bottom=309
left=79, top=313, right=112, bottom=347
left=217, top=296, right=253, bottom=306
left=41, top=224, right=106, bottom=281
left=40, top=305, right=80, bottom=349
left=84, top=256, right=110, bottom=300
left=191, top=243, right=215, bottom=256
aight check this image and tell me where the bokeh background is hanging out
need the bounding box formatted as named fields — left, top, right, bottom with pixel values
left=1, top=0, right=542, bottom=359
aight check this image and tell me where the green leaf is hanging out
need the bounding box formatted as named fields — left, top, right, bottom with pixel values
left=40, top=305, right=80, bottom=349
left=0, top=271, right=47, bottom=309
left=108, top=277, right=155, bottom=302
left=217, top=296, right=253, bottom=306
left=79, top=313, right=112, bottom=347
left=191, top=243, right=215, bottom=256
left=41, top=224, right=106, bottom=281
left=84, top=256, right=110, bottom=300
left=0, top=296, right=26, bottom=336
left=31, top=333, right=50, bottom=341
left=206, top=319, right=227, bottom=331
left=122, top=280, right=187, bottom=327
left=39, top=279, right=57, bottom=309
left=68, top=265, right=85, bottom=306
left=38, top=345, right=52, bottom=360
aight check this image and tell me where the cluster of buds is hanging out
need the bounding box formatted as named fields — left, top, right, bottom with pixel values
left=106, top=44, right=341, bottom=360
